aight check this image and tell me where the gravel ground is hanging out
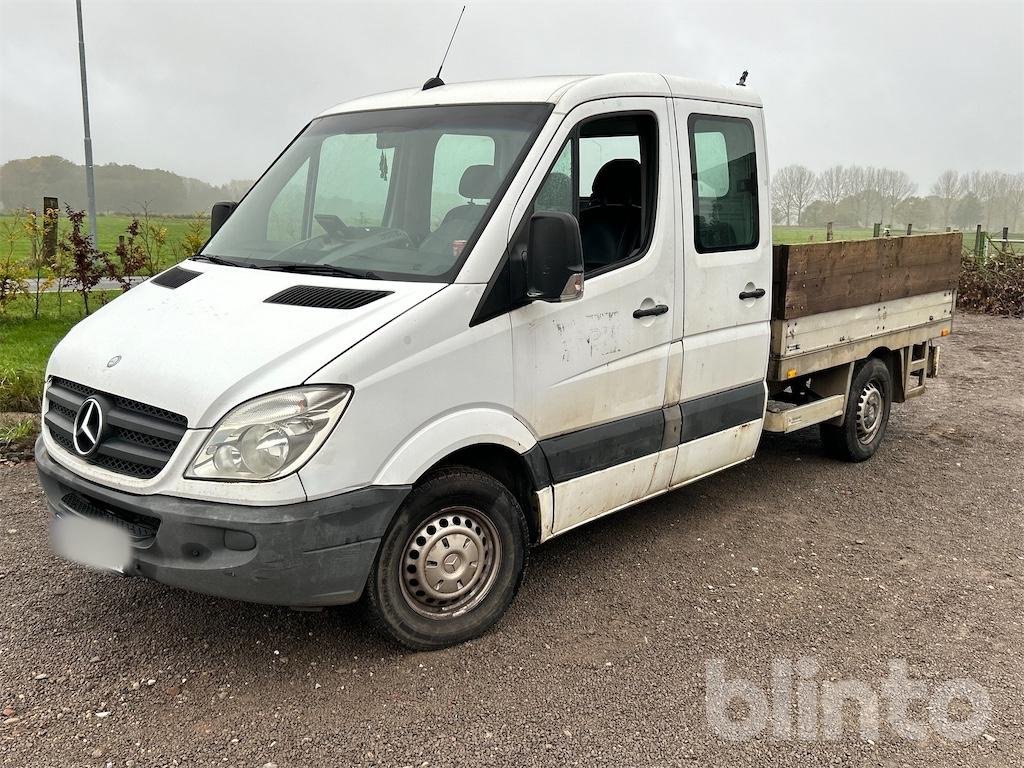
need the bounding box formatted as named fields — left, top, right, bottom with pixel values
left=1, top=312, right=1021, bottom=768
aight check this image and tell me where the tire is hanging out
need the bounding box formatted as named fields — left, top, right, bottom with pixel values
left=365, top=466, right=529, bottom=650
left=820, top=357, right=893, bottom=462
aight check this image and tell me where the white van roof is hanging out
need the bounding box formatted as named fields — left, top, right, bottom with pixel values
left=318, top=72, right=762, bottom=118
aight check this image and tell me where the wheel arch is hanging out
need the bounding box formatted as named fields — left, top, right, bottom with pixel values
left=373, top=408, right=552, bottom=543
left=866, top=346, right=905, bottom=402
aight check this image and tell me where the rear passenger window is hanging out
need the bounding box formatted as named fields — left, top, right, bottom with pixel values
left=688, top=115, right=758, bottom=252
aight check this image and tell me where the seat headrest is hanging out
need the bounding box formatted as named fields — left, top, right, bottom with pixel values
left=459, top=164, right=499, bottom=200
left=591, top=158, right=641, bottom=205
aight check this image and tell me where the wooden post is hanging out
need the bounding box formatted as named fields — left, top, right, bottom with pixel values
left=873, top=222, right=881, bottom=238
left=42, top=196, right=58, bottom=259
left=1002, top=226, right=1009, bottom=248
left=974, top=224, right=984, bottom=259
left=906, top=223, right=913, bottom=236
left=826, top=222, right=833, bottom=241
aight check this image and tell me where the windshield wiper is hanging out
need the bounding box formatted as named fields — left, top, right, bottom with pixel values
left=191, top=254, right=246, bottom=267
left=255, top=263, right=383, bottom=280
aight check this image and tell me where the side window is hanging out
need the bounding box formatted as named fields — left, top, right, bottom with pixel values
left=430, top=133, right=496, bottom=229
left=689, top=115, right=758, bottom=252
left=535, top=141, right=573, bottom=214
left=530, top=113, right=658, bottom=274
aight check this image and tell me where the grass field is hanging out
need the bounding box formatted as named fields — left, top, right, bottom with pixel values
left=0, top=212, right=205, bottom=271
left=772, top=226, right=875, bottom=244
left=0, top=290, right=120, bottom=410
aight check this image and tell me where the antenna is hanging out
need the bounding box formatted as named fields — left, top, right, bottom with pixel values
left=423, top=5, right=466, bottom=90
left=736, top=70, right=749, bottom=87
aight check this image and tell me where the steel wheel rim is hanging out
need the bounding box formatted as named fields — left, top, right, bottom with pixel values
left=399, top=505, right=501, bottom=619
left=855, top=379, right=885, bottom=444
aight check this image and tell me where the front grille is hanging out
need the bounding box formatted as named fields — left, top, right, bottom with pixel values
left=60, top=492, right=160, bottom=542
left=44, top=378, right=188, bottom=479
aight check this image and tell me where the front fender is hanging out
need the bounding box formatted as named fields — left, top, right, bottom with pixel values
left=373, top=407, right=538, bottom=486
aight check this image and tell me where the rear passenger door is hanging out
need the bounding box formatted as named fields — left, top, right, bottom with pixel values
left=670, top=101, right=771, bottom=486
left=509, top=98, right=677, bottom=535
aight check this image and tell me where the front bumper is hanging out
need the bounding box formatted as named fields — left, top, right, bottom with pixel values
left=35, top=437, right=410, bottom=607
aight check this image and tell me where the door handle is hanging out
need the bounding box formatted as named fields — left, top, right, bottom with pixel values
left=738, top=288, right=766, bottom=300
left=633, top=304, right=669, bottom=319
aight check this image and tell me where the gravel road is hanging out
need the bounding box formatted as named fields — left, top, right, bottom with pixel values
left=1, top=312, right=1021, bottom=767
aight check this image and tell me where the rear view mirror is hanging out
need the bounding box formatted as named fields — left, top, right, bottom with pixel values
left=210, top=201, right=237, bottom=237
left=526, top=211, right=584, bottom=302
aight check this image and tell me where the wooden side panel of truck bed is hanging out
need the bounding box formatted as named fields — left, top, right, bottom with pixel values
left=771, top=232, right=962, bottom=320
left=767, top=233, right=962, bottom=381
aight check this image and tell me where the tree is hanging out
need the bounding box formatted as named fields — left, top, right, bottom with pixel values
left=953, top=193, right=983, bottom=230
left=106, top=218, right=147, bottom=291
left=771, top=165, right=817, bottom=225
left=816, top=165, right=854, bottom=214
left=968, top=171, right=1000, bottom=229
left=894, top=196, right=933, bottom=229
left=58, top=206, right=106, bottom=315
left=1006, top=173, right=1024, bottom=233
left=930, top=170, right=965, bottom=228
left=879, top=168, right=916, bottom=226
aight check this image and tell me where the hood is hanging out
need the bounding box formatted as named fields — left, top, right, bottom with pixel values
left=47, top=262, right=444, bottom=427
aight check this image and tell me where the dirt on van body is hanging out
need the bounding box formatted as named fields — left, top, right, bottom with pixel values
left=1, top=312, right=1021, bottom=768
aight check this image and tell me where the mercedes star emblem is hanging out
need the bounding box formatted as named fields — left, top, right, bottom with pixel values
left=72, top=397, right=104, bottom=457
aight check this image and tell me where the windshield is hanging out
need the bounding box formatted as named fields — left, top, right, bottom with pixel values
left=201, top=103, right=552, bottom=282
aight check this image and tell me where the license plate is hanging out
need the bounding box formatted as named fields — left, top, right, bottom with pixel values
left=51, top=514, right=133, bottom=574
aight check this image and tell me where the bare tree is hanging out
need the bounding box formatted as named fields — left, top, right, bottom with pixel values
left=771, top=164, right=817, bottom=225
left=1006, top=173, right=1024, bottom=233
left=930, top=169, right=965, bottom=227
left=879, top=168, right=916, bottom=225
left=968, top=171, right=1000, bottom=229
left=816, top=165, right=854, bottom=213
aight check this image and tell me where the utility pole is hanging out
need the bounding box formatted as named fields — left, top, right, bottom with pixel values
left=76, top=0, right=98, bottom=245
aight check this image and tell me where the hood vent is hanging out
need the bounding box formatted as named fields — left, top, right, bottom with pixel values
left=265, top=285, right=392, bottom=310
left=152, top=266, right=202, bottom=289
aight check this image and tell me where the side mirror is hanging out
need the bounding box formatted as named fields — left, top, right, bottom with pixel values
left=210, top=201, right=237, bottom=237
left=526, top=211, right=584, bottom=302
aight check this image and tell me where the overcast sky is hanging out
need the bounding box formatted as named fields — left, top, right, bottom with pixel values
left=1, top=0, right=1021, bottom=190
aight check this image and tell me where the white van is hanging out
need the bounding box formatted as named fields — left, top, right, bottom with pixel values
left=38, top=74, right=957, bottom=649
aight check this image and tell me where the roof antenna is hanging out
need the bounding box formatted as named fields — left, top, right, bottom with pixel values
left=736, top=70, right=749, bottom=87
left=423, top=4, right=466, bottom=90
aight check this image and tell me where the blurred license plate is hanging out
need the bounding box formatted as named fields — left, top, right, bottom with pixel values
left=51, top=514, right=132, bottom=574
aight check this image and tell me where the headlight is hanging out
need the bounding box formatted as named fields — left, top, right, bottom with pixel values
left=187, top=386, right=352, bottom=481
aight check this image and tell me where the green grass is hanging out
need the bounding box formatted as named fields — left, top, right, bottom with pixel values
left=0, top=289, right=121, bottom=410
left=1, top=212, right=205, bottom=272
left=772, top=226, right=874, bottom=244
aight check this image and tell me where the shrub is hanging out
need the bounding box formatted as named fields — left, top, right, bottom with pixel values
left=958, top=242, right=1024, bottom=317
left=0, top=211, right=31, bottom=314
left=58, top=206, right=106, bottom=316
left=0, top=368, right=45, bottom=412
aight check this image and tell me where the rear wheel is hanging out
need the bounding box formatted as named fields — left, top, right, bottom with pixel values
left=365, top=466, right=528, bottom=650
left=820, top=357, right=893, bottom=462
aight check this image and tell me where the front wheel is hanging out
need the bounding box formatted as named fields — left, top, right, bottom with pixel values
left=365, top=466, right=529, bottom=650
left=820, top=357, right=893, bottom=462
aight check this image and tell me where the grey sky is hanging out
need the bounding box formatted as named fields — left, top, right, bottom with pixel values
left=1, top=0, right=1021, bottom=189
